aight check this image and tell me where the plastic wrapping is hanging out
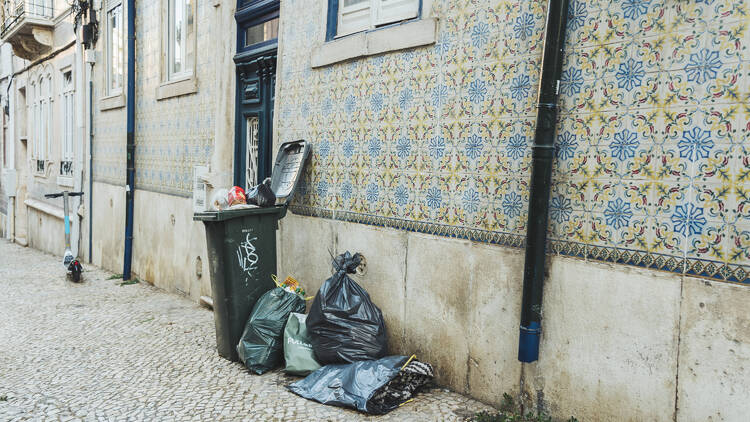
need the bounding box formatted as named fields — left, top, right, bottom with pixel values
left=227, top=186, right=247, bottom=206
left=306, top=252, right=388, bottom=364
left=246, top=177, right=276, bottom=207
left=237, top=287, right=306, bottom=374
left=287, top=356, right=434, bottom=414
left=210, top=188, right=230, bottom=211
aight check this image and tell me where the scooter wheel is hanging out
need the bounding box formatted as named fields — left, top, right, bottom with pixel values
left=69, top=261, right=83, bottom=283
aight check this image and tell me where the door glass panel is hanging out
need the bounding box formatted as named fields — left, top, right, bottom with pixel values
left=245, top=18, right=279, bottom=47
left=246, top=116, right=259, bottom=190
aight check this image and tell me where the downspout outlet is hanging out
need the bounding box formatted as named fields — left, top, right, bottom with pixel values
left=518, top=322, right=541, bottom=363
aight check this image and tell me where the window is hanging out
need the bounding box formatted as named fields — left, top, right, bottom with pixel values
left=106, top=3, right=124, bottom=95
left=166, top=0, right=195, bottom=81
left=335, top=0, right=420, bottom=38
left=244, top=17, right=278, bottom=47
left=31, top=0, right=53, bottom=18
left=31, top=72, right=52, bottom=174
left=60, top=70, right=74, bottom=178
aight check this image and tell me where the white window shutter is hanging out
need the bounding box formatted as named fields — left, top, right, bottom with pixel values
left=338, top=0, right=371, bottom=37
left=375, top=0, right=418, bottom=26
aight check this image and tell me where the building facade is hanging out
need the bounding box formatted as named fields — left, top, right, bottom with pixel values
left=88, top=0, right=241, bottom=297
left=0, top=1, right=87, bottom=255
left=274, top=0, right=750, bottom=420
left=0, top=0, right=748, bottom=420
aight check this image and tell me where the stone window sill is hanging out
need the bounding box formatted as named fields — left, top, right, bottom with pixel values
left=24, top=198, right=65, bottom=220
left=100, top=93, right=125, bottom=111
left=57, top=175, right=74, bottom=187
left=311, top=18, right=437, bottom=68
left=156, top=76, right=198, bottom=101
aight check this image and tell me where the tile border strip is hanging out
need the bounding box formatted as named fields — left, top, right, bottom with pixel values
left=289, top=205, right=750, bottom=285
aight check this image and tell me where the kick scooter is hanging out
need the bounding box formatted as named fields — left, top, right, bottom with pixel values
left=44, top=191, right=84, bottom=282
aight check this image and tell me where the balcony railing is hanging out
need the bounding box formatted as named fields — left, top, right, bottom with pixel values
left=1, top=1, right=53, bottom=38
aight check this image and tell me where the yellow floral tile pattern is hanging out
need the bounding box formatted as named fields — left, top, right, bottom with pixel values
left=276, top=0, right=750, bottom=284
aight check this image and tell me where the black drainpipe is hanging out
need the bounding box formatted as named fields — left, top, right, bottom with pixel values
left=518, top=0, right=570, bottom=363
left=123, top=0, right=136, bottom=280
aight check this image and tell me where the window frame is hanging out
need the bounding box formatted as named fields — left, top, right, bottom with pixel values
left=105, top=1, right=124, bottom=98
left=156, top=0, right=198, bottom=100
left=31, top=70, right=53, bottom=176
left=235, top=1, right=279, bottom=56
left=327, top=0, right=423, bottom=41
left=165, top=0, right=196, bottom=81
left=59, top=67, right=75, bottom=182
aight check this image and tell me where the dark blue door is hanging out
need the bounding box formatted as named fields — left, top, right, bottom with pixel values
left=234, top=0, right=279, bottom=190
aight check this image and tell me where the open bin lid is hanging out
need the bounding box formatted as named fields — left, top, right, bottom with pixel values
left=270, top=140, right=310, bottom=204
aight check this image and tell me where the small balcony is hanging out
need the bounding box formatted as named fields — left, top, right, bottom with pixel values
left=1, top=1, right=55, bottom=60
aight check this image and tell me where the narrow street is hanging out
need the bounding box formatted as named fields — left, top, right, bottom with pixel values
left=0, top=240, right=492, bottom=421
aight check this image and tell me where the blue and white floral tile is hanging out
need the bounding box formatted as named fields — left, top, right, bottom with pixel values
left=670, top=0, right=748, bottom=32
left=653, top=178, right=691, bottom=215
left=646, top=215, right=687, bottom=258
left=620, top=213, right=650, bottom=252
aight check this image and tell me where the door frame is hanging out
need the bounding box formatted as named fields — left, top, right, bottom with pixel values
left=233, top=0, right=279, bottom=189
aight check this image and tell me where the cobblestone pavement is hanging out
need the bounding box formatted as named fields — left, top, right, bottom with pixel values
left=0, top=241, right=494, bottom=421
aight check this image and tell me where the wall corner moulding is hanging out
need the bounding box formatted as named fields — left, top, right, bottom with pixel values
left=311, top=18, right=437, bottom=68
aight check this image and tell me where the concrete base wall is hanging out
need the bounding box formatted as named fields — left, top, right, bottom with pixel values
left=27, top=208, right=65, bottom=256
left=278, top=213, right=750, bottom=421
left=131, top=190, right=209, bottom=300
left=91, top=182, right=126, bottom=273
left=90, top=182, right=210, bottom=301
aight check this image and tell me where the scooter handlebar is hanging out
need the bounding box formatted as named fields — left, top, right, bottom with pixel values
left=44, top=191, right=84, bottom=198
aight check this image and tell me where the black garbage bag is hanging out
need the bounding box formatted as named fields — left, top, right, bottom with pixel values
left=287, top=355, right=434, bottom=414
left=306, top=252, right=387, bottom=364
left=246, top=177, right=276, bottom=207
left=237, top=287, right=306, bottom=374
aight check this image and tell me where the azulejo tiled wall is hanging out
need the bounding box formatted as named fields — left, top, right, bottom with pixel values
left=92, top=97, right=127, bottom=186
left=93, top=1, right=214, bottom=197
left=133, top=0, right=214, bottom=197
left=277, top=0, right=749, bottom=284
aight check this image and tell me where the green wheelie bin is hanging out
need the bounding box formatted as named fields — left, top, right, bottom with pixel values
left=194, top=139, right=310, bottom=362
left=194, top=206, right=287, bottom=361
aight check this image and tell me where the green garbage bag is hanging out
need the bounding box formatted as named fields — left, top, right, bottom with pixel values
left=284, top=313, right=322, bottom=376
left=237, top=287, right=306, bottom=374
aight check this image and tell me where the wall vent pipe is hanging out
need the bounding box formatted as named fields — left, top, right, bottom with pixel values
left=518, top=0, right=570, bottom=363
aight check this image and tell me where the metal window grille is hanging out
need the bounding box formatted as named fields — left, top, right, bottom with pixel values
left=245, top=116, right=259, bottom=191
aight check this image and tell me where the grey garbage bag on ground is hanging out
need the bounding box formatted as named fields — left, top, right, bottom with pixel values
left=237, top=287, right=306, bottom=375
left=283, top=312, right=322, bottom=376
left=287, top=355, right=434, bottom=415
left=306, top=251, right=388, bottom=364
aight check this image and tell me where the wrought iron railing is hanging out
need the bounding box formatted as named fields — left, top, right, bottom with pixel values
left=60, top=160, right=73, bottom=177
left=1, top=1, right=53, bottom=38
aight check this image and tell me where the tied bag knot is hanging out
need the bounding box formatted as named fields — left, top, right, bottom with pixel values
left=331, top=251, right=362, bottom=276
